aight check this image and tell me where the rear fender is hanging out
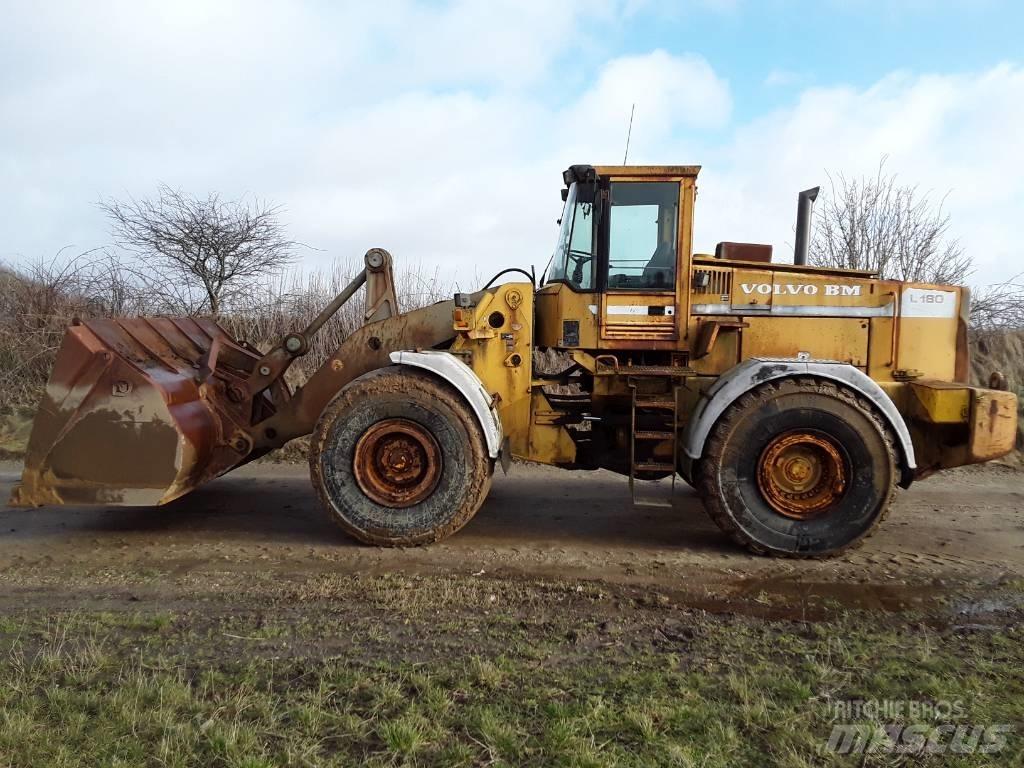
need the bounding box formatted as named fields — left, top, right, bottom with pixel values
left=681, top=358, right=916, bottom=487
left=389, top=350, right=502, bottom=459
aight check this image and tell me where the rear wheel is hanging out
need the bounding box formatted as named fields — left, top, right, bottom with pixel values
left=697, top=377, right=897, bottom=558
left=310, top=367, right=492, bottom=546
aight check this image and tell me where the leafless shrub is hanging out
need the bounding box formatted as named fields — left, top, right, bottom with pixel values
left=969, top=276, right=1024, bottom=334
left=809, top=159, right=971, bottom=285
left=222, top=258, right=453, bottom=385
left=809, top=158, right=1024, bottom=333
left=0, top=249, right=148, bottom=410
left=0, top=252, right=451, bottom=412
left=100, top=185, right=298, bottom=315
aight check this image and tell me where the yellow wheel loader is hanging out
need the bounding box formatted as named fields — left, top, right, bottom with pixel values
left=11, top=165, right=1019, bottom=557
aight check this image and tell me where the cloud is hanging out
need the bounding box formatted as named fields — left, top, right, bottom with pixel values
left=763, top=69, right=805, bottom=88
left=277, top=49, right=730, bottom=282
left=695, top=63, right=1024, bottom=284
left=0, top=5, right=731, bottom=283
left=0, top=1, right=1020, bottom=293
left=573, top=49, right=733, bottom=144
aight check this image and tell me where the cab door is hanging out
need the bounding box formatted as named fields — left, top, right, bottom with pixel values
left=600, top=180, right=685, bottom=344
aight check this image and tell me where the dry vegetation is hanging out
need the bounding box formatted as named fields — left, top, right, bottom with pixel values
left=0, top=252, right=452, bottom=414
left=809, top=164, right=971, bottom=285
left=0, top=251, right=455, bottom=459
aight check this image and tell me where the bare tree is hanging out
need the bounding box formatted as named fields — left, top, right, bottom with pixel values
left=809, top=160, right=971, bottom=285
left=101, top=185, right=297, bottom=315
left=970, top=275, right=1024, bottom=333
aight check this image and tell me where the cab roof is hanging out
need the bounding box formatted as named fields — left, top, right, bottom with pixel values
left=593, top=165, right=701, bottom=178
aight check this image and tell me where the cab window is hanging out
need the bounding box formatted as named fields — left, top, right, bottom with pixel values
left=606, top=182, right=679, bottom=290
left=544, top=183, right=596, bottom=291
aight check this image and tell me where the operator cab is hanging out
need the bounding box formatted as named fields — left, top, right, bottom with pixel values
left=540, top=164, right=699, bottom=347
left=544, top=165, right=685, bottom=293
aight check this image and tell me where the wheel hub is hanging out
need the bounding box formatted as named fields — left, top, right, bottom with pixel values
left=353, top=419, right=442, bottom=508
left=757, top=430, right=847, bottom=519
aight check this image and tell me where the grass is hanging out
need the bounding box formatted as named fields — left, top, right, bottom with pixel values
left=0, top=580, right=1020, bottom=768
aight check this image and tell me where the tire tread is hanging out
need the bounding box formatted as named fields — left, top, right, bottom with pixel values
left=696, top=376, right=898, bottom=559
left=309, top=366, right=492, bottom=546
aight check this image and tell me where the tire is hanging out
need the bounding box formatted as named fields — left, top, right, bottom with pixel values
left=696, top=377, right=897, bottom=558
left=310, top=366, right=492, bottom=546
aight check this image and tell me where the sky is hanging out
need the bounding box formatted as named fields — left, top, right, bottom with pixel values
left=2, top=0, right=1022, bottom=288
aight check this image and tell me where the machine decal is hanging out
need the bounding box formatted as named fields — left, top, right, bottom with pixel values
left=900, top=288, right=957, bottom=318
left=739, top=283, right=862, bottom=296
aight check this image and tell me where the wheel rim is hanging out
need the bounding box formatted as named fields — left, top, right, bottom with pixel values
left=353, top=419, right=442, bottom=508
left=757, top=430, right=847, bottom=519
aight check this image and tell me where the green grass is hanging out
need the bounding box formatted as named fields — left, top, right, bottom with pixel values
left=0, top=601, right=1020, bottom=768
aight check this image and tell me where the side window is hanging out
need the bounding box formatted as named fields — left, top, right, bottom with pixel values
left=543, top=182, right=595, bottom=291
left=566, top=201, right=595, bottom=290
left=607, top=182, right=679, bottom=290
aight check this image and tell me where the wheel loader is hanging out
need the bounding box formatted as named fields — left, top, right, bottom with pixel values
left=11, top=164, right=1019, bottom=557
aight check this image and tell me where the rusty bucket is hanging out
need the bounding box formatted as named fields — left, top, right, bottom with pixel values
left=10, top=317, right=278, bottom=507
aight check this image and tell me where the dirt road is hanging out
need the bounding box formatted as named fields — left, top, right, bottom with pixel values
left=1, top=460, right=1021, bottom=614
left=2, top=459, right=1022, bottom=766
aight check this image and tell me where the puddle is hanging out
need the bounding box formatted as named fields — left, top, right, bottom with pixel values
left=681, top=575, right=1024, bottom=627
left=729, top=575, right=940, bottom=614
left=599, top=574, right=952, bottom=623
left=480, top=564, right=982, bottom=623
left=947, top=593, right=1024, bottom=629
left=950, top=594, right=1024, bottom=616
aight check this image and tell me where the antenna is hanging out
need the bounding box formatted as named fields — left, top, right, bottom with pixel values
left=622, top=103, right=635, bottom=165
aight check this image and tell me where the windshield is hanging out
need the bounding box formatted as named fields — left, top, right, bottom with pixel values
left=543, top=183, right=596, bottom=290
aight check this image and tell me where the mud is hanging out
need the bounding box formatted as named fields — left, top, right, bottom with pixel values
left=1, top=459, right=1021, bottom=623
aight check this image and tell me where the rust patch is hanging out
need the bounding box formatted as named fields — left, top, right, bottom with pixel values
left=10, top=316, right=267, bottom=507
left=353, top=418, right=443, bottom=508
left=757, top=430, right=847, bottom=519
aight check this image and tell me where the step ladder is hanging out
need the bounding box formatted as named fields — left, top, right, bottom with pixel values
left=629, top=383, right=680, bottom=508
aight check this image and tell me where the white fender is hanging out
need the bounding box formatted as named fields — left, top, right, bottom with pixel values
left=682, top=358, right=916, bottom=485
left=389, top=350, right=502, bottom=459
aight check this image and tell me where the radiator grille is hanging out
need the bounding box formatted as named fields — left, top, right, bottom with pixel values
left=692, top=268, right=732, bottom=299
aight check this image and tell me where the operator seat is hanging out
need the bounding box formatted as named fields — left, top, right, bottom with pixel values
left=642, top=242, right=675, bottom=288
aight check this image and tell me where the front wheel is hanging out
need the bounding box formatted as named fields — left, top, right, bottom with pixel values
left=697, top=377, right=898, bottom=558
left=310, top=366, right=492, bottom=546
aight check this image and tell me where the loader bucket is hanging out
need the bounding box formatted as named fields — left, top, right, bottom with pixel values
left=10, top=317, right=273, bottom=507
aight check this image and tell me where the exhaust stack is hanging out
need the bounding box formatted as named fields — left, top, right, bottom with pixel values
left=793, top=186, right=820, bottom=266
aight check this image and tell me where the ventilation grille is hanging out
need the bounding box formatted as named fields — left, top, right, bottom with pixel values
left=692, top=268, right=732, bottom=298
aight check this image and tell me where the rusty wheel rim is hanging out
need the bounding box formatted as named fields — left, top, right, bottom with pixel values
left=353, top=419, right=442, bottom=508
left=757, top=430, right=847, bottom=519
